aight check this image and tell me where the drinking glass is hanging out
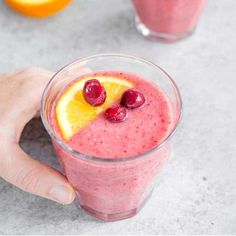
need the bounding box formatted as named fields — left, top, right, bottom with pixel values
left=41, top=54, right=182, bottom=221
left=132, top=0, right=207, bottom=42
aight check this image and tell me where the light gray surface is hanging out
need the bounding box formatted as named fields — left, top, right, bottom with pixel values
left=0, top=0, right=236, bottom=234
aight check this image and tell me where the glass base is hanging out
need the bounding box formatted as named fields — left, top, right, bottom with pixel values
left=75, top=190, right=153, bottom=222
left=135, top=16, right=195, bottom=43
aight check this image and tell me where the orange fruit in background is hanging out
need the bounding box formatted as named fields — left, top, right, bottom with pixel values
left=4, top=0, right=72, bottom=18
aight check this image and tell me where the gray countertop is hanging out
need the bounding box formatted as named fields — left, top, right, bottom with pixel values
left=0, top=0, right=236, bottom=234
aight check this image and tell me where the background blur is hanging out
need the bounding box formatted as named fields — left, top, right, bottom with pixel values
left=0, top=0, right=236, bottom=234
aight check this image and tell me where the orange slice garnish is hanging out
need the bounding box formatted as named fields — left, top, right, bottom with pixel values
left=56, top=75, right=133, bottom=140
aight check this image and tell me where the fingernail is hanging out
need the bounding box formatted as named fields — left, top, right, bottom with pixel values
left=49, top=185, right=74, bottom=204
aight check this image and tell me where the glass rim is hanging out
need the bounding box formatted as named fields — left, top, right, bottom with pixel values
left=40, top=53, right=182, bottom=163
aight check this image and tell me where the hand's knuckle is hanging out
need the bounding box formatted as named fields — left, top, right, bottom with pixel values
left=21, top=67, right=48, bottom=77
left=16, top=164, right=42, bottom=192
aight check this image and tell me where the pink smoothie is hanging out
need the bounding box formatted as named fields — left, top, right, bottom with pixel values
left=132, top=0, right=207, bottom=39
left=67, top=72, right=171, bottom=158
left=52, top=71, right=173, bottom=221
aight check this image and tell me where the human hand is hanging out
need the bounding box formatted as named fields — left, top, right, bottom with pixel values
left=0, top=68, right=75, bottom=204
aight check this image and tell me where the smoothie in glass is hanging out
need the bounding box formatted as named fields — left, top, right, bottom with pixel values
left=132, top=0, right=207, bottom=42
left=41, top=54, right=182, bottom=221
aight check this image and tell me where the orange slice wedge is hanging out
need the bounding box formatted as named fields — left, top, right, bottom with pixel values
left=56, top=76, right=133, bottom=140
left=5, top=0, right=72, bottom=18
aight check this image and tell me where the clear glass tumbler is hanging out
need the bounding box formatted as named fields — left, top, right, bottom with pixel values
left=41, top=54, right=182, bottom=221
left=132, top=0, right=207, bottom=42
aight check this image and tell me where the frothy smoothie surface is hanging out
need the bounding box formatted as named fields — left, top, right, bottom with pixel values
left=53, top=72, right=172, bottom=159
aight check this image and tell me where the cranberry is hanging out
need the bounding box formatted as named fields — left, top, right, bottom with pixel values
left=121, top=89, right=145, bottom=109
left=83, top=79, right=106, bottom=106
left=105, top=105, right=127, bottom=123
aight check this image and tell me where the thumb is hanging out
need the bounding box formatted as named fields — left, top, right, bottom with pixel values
left=0, top=144, right=75, bottom=204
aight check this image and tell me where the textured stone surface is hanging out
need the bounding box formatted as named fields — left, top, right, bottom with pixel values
left=0, top=0, right=236, bottom=234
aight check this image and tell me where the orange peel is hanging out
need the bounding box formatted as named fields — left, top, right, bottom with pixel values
left=5, top=0, right=72, bottom=18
